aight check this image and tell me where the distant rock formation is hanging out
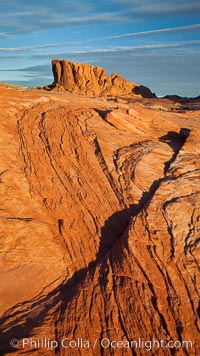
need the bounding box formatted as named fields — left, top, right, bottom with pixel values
left=43, top=59, right=156, bottom=98
left=164, top=94, right=200, bottom=102
left=132, top=84, right=156, bottom=98
left=163, top=94, right=200, bottom=110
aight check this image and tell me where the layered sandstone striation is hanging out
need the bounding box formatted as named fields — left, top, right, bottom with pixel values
left=0, top=83, right=199, bottom=355
left=44, top=59, right=156, bottom=98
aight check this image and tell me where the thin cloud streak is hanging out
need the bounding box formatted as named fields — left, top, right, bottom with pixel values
left=92, top=24, right=200, bottom=41
left=1, top=24, right=200, bottom=52
left=1, top=40, right=200, bottom=60
left=51, top=40, right=200, bottom=54
left=1, top=1, right=199, bottom=35
left=0, top=43, right=84, bottom=52
left=135, top=1, right=200, bottom=14
left=0, top=32, right=10, bottom=38
left=0, top=10, right=130, bottom=33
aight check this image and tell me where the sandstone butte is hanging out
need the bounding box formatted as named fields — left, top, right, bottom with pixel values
left=0, top=61, right=200, bottom=356
left=41, top=59, right=156, bottom=98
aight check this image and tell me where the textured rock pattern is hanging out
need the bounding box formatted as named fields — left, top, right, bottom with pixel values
left=50, top=59, right=156, bottom=98
left=0, top=84, right=199, bottom=355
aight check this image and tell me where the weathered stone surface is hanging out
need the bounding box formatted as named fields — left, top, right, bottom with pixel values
left=49, top=59, right=156, bottom=97
left=0, top=83, right=199, bottom=355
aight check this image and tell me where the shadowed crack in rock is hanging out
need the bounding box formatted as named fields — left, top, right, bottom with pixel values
left=159, top=128, right=190, bottom=174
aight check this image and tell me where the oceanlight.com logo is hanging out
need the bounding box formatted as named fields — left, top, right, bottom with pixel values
left=10, top=337, right=193, bottom=351
left=100, top=338, right=193, bottom=351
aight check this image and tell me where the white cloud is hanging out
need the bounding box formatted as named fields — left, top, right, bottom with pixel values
left=1, top=0, right=199, bottom=35
left=0, top=7, right=130, bottom=34
left=114, top=0, right=200, bottom=14
left=10, top=39, right=198, bottom=58
left=57, top=40, right=200, bottom=54
left=0, top=32, right=10, bottom=37
left=1, top=24, right=200, bottom=53
left=86, top=24, right=200, bottom=41
left=135, top=1, right=200, bottom=14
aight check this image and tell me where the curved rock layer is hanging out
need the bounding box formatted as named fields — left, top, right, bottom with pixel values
left=0, top=84, right=199, bottom=355
left=48, top=59, right=156, bottom=98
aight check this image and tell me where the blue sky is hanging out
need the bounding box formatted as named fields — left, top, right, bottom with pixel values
left=0, top=0, right=200, bottom=96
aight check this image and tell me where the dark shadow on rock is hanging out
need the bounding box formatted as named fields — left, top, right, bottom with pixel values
left=129, top=179, right=163, bottom=217
left=159, top=128, right=190, bottom=174
left=132, top=85, right=156, bottom=98
left=94, top=109, right=112, bottom=120
left=159, top=128, right=190, bottom=149
left=94, top=109, right=117, bottom=129
left=0, top=267, right=89, bottom=354
left=96, top=208, right=131, bottom=260
left=197, top=300, right=200, bottom=318
left=129, top=128, right=191, bottom=216
left=0, top=212, right=133, bottom=354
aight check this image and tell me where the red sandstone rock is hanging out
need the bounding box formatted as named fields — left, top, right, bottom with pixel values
left=0, top=83, right=199, bottom=355
left=49, top=59, right=156, bottom=98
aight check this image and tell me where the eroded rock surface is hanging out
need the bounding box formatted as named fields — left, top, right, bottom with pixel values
left=0, top=84, right=199, bottom=355
left=44, top=59, right=156, bottom=98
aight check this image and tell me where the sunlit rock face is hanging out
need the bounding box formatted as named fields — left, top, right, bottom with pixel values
left=49, top=59, right=156, bottom=98
left=0, top=82, right=199, bottom=355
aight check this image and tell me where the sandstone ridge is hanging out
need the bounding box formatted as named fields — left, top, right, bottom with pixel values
left=43, top=59, right=156, bottom=97
left=0, top=84, right=199, bottom=355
